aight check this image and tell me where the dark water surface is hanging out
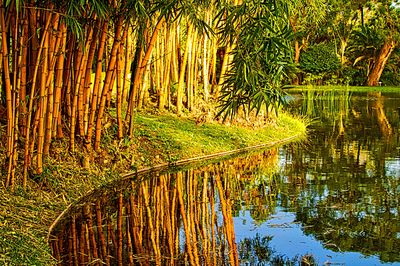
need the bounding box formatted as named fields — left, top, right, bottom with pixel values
left=50, top=90, right=400, bottom=265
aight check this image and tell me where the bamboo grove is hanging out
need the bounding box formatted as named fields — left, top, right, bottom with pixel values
left=0, top=0, right=295, bottom=190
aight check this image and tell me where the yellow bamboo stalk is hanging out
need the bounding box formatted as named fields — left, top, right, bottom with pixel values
left=77, top=27, right=94, bottom=137
left=52, top=23, right=67, bottom=137
left=22, top=13, right=53, bottom=184
left=44, top=16, right=61, bottom=156
left=1, top=7, right=15, bottom=187
left=177, top=23, right=193, bottom=114
left=94, top=17, right=124, bottom=151
left=36, top=11, right=52, bottom=175
left=86, top=21, right=108, bottom=149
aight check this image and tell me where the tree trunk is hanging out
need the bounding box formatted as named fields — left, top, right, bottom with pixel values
left=367, top=40, right=396, bottom=86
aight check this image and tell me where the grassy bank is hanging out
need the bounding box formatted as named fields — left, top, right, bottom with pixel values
left=0, top=112, right=306, bottom=265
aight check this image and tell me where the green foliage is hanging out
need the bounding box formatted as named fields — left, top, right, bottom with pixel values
left=217, top=0, right=294, bottom=120
left=300, top=43, right=341, bottom=75
left=340, top=66, right=367, bottom=86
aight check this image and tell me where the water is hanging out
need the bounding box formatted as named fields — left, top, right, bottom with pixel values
left=49, top=90, right=400, bottom=265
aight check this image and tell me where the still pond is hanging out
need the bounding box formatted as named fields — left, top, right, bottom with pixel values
left=49, top=89, right=400, bottom=265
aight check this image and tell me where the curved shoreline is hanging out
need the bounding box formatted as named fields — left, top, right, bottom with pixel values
left=47, top=132, right=304, bottom=241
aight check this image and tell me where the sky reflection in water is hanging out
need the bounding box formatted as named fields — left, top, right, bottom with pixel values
left=232, top=90, right=400, bottom=265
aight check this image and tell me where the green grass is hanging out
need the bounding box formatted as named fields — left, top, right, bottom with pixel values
left=0, top=112, right=306, bottom=265
left=286, top=85, right=400, bottom=93
left=133, top=112, right=307, bottom=164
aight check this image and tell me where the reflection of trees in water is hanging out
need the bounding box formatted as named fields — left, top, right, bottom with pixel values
left=286, top=90, right=400, bottom=183
left=220, top=149, right=281, bottom=224
left=50, top=168, right=239, bottom=265
left=279, top=153, right=400, bottom=262
left=49, top=150, right=285, bottom=265
left=49, top=138, right=399, bottom=264
left=368, top=92, right=393, bottom=137
left=49, top=151, right=281, bottom=265
left=284, top=91, right=400, bottom=262
left=294, top=195, right=399, bottom=262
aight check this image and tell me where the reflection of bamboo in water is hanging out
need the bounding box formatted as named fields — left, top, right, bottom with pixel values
left=210, top=177, right=217, bottom=266
left=117, top=193, right=123, bottom=266
left=188, top=170, right=201, bottom=265
left=83, top=205, right=99, bottom=265
left=95, top=200, right=109, bottom=266
left=51, top=162, right=252, bottom=265
left=79, top=219, right=86, bottom=264
left=52, top=237, right=61, bottom=263
left=128, top=192, right=144, bottom=261
left=160, top=174, right=177, bottom=265
left=107, top=217, right=116, bottom=263
left=72, top=215, right=78, bottom=266
left=215, top=170, right=240, bottom=266
left=142, top=181, right=162, bottom=265
left=201, top=171, right=210, bottom=265
left=176, top=172, right=198, bottom=265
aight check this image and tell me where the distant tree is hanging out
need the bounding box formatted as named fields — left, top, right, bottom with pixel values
left=350, top=0, right=399, bottom=86
left=288, top=0, right=326, bottom=64
left=299, top=42, right=341, bottom=84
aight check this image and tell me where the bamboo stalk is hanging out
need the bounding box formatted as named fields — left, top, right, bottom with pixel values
left=177, top=23, right=193, bottom=114
left=70, top=44, right=85, bottom=153
left=83, top=23, right=98, bottom=136
left=22, top=12, right=53, bottom=185
left=44, top=15, right=61, bottom=156
left=86, top=21, right=108, bottom=149
left=19, top=11, right=28, bottom=137
left=36, top=13, right=51, bottom=174
left=127, top=17, right=165, bottom=136
left=52, top=22, right=67, bottom=137
left=1, top=6, right=15, bottom=187
left=94, top=17, right=124, bottom=151
left=116, top=28, right=127, bottom=139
